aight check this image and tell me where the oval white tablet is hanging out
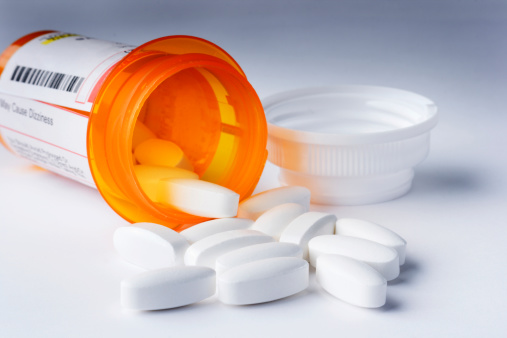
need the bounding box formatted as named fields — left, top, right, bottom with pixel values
left=218, top=257, right=309, bottom=305
left=237, top=186, right=311, bottom=220
left=113, top=222, right=189, bottom=269
left=279, top=212, right=337, bottom=260
left=121, top=266, right=215, bottom=310
left=184, top=229, right=274, bottom=269
left=251, top=203, right=306, bottom=239
left=308, top=235, right=400, bottom=281
left=180, top=218, right=254, bottom=244
left=215, top=242, right=304, bottom=274
left=157, top=178, right=240, bottom=218
left=316, top=254, right=387, bottom=308
left=335, top=218, right=407, bottom=265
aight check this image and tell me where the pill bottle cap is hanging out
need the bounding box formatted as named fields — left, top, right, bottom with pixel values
left=263, top=86, right=438, bottom=205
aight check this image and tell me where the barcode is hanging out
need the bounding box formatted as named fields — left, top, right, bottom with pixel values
left=10, top=65, right=85, bottom=93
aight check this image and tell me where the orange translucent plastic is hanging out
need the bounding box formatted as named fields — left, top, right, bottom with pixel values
left=0, top=31, right=268, bottom=228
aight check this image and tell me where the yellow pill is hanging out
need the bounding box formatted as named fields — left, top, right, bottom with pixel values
left=132, top=121, right=156, bottom=150
left=134, top=139, right=194, bottom=171
left=134, top=165, right=199, bottom=201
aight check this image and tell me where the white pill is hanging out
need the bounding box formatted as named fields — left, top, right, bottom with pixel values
left=113, top=222, right=189, bottom=269
left=184, top=229, right=274, bottom=269
left=251, top=203, right=306, bottom=239
left=134, top=165, right=198, bottom=202
left=121, top=266, right=215, bottom=310
left=237, top=186, right=311, bottom=220
left=158, top=178, right=240, bottom=218
left=279, top=212, right=337, bottom=260
left=180, top=218, right=254, bottom=244
left=218, top=257, right=309, bottom=305
left=316, top=254, right=387, bottom=308
left=215, top=242, right=304, bottom=274
left=335, top=218, right=407, bottom=265
left=308, top=235, right=400, bottom=281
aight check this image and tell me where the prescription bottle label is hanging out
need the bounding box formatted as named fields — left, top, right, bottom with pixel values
left=0, top=93, right=95, bottom=186
left=0, top=32, right=134, bottom=112
left=0, top=32, right=134, bottom=187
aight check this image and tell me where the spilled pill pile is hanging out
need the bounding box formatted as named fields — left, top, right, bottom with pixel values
left=114, top=120, right=408, bottom=310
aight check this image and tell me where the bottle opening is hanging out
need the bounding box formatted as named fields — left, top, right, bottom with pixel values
left=89, top=53, right=267, bottom=228
left=264, top=86, right=438, bottom=145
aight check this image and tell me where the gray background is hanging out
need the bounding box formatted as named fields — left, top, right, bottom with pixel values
left=1, top=1, right=506, bottom=337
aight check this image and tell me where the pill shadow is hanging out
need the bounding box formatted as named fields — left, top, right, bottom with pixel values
left=318, top=288, right=402, bottom=312
left=223, top=288, right=312, bottom=310
left=375, top=296, right=401, bottom=312
left=388, top=258, right=419, bottom=286
left=410, top=166, right=483, bottom=197
left=128, top=297, right=218, bottom=316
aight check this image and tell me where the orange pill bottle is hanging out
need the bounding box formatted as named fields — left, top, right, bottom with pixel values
left=0, top=31, right=267, bottom=228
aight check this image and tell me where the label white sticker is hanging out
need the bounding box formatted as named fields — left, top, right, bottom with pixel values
left=0, top=93, right=95, bottom=187
left=0, top=32, right=134, bottom=111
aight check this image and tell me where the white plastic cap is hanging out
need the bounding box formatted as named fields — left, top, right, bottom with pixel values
left=263, top=86, right=438, bottom=205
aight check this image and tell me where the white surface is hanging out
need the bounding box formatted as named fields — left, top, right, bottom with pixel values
left=1, top=0, right=506, bottom=337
